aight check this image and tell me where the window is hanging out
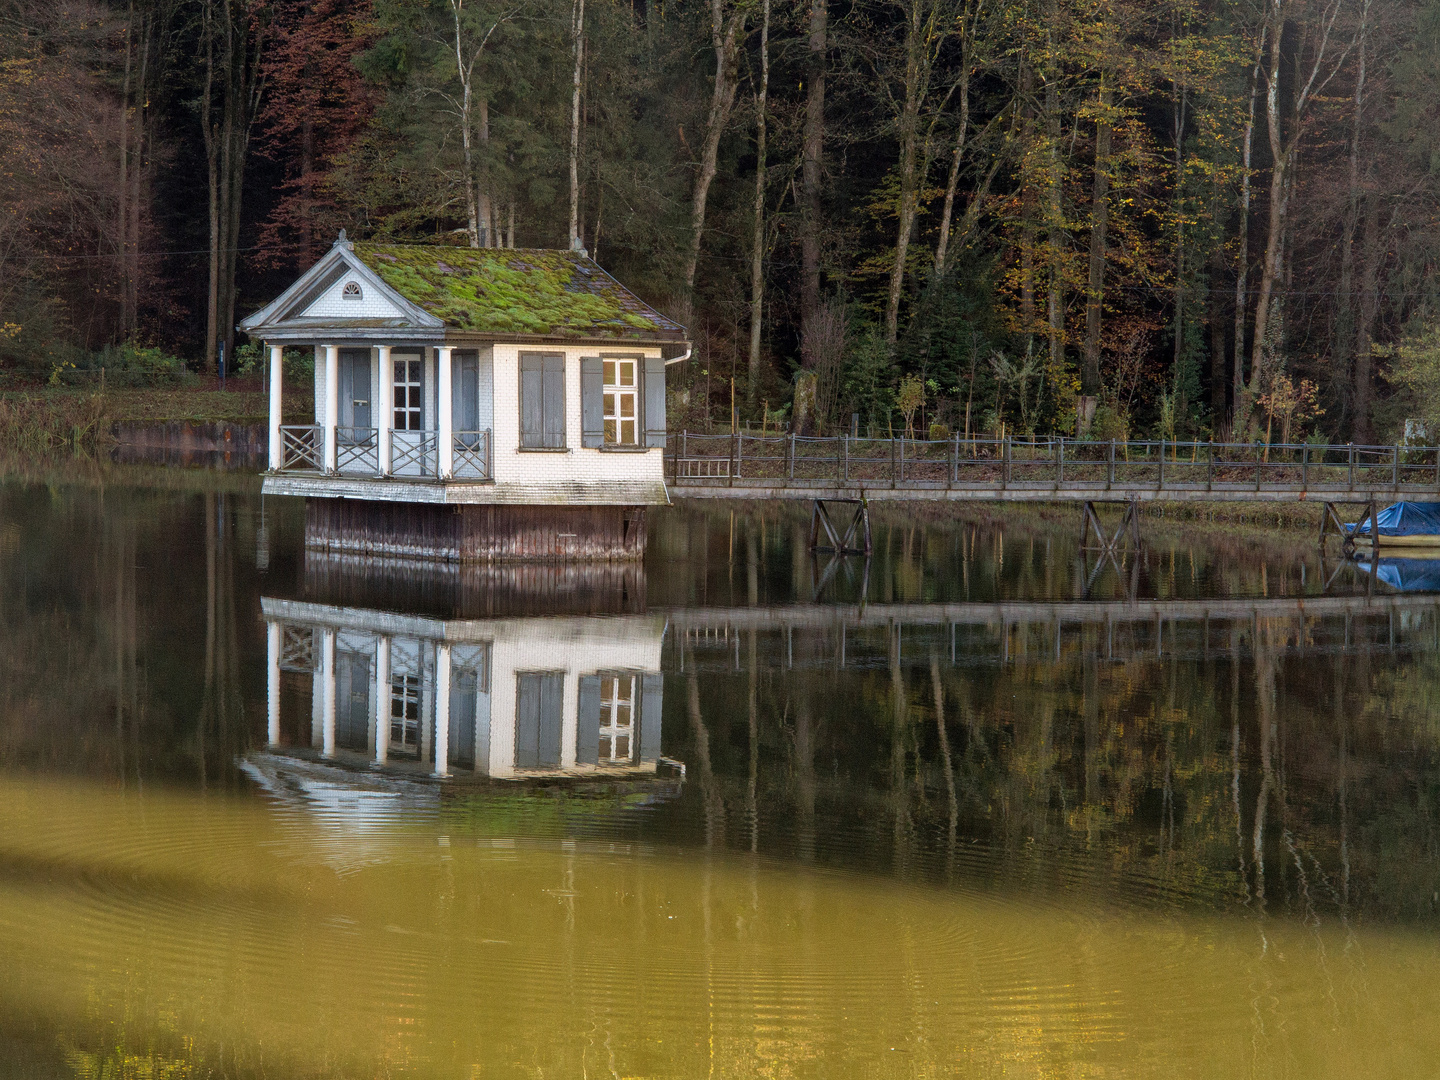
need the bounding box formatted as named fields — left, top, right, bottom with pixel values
left=520, top=354, right=565, bottom=448
left=389, top=672, right=421, bottom=755
left=598, top=674, right=636, bottom=763
left=603, top=359, right=638, bottom=445
left=393, top=357, right=423, bottom=431
left=342, top=281, right=363, bottom=300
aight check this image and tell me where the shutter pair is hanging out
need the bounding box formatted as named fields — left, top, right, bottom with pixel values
left=520, top=354, right=565, bottom=448
left=576, top=673, right=664, bottom=764
left=580, top=356, right=668, bottom=448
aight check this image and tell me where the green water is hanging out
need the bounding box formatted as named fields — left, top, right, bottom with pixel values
left=0, top=479, right=1437, bottom=1077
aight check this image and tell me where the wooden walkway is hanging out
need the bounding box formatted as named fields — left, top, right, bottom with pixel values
left=666, top=433, right=1440, bottom=504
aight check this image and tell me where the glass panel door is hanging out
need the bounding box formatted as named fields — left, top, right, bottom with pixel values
left=393, top=357, right=423, bottom=431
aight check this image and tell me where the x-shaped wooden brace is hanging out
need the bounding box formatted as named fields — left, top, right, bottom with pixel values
left=1081, top=500, right=1140, bottom=558
left=810, top=498, right=871, bottom=555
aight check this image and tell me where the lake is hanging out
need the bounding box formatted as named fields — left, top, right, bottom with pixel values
left=0, top=474, right=1437, bottom=1078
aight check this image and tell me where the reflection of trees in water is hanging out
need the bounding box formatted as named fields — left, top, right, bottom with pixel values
left=0, top=484, right=262, bottom=786
left=671, top=617, right=1440, bottom=922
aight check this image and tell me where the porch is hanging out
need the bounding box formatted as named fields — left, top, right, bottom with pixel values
left=266, top=343, right=492, bottom=481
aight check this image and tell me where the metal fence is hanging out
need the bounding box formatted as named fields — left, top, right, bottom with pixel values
left=665, top=433, right=1440, bottom=492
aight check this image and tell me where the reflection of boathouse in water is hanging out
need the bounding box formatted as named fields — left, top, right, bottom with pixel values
left=261, top=595, right=675, bottom=784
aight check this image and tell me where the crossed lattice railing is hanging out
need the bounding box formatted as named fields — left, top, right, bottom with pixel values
left=279, top=425, right=321, bottom=471
left=336, top=426, right=379, bottom=474
left=452, top=430, right=492, bottom=479
left=391, top=430, right=438, bottom=476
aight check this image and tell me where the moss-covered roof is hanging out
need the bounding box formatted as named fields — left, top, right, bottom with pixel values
left=350, top=243, right=685, bottom=340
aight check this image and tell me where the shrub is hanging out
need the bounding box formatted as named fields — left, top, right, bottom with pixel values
left=928, top=422, right=951, bottom=441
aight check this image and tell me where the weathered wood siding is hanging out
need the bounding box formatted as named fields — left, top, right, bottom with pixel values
left=305, top=498, right=646, bottom=562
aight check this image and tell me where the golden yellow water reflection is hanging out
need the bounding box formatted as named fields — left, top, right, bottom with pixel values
left=1, top=773, right=1435, bottom=1078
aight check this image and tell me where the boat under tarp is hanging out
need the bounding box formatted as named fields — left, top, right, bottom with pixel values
left=1349, top=502, right=1440, bottom=549
left=1352, top=557, right=1440, bottom=592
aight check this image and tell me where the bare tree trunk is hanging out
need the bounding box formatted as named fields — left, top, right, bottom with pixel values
left=932, top=80, right=968, bottom=276
left=568, top=0, right=585, bottom=249
left=883, top=76, right=924, bottom=344
left=1172, top=78, right=1189, bottom=402
left=747, top=0, right=770, bottom=399
left=800, top=0, right=827, bottom=328
left=1344, top=1, right=1371, bottom=436
left=1232, top=33, right=1264, bottom=412
left=1082, top=78, right=1112, bottom=394
left=1354, top=190, right=1380, bottom=440
left=118, top=2, right=133, bottom=336
left=1044, top=19, right=1064, bottom=372
left=1019, top=59, right=1035, bottom=329
left=683, top=0, right=745, bottom=291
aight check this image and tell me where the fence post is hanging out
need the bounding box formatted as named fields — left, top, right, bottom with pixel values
left=1302, top=442, right=1308, bottom=488
left=1058, top=436, right=1065, bottom=485
left=1003, top=437, right=1012, bottom=488
left=950, top=434, right=958, bottom=487
left=788, top=432, right=795, bottom=480
left=891, top=438, right=897, bottom=487
left=728, top=432, right=736, bottom=487
left=1159, top=439, right=1165, bottom=488
left=1395, top=443, right=1402, bottom=487
left=1107, top=440, right=1115, bottom=489
left=1255, top=441, right=1262, bottom=491
left=1207, top=440, right=1214, bottom=490
left=1349, top=442, right=1355, bottom=488
left=843, top=434, right=849, bottom=483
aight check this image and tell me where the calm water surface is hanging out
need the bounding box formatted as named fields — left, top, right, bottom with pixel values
left=1, top=475, right=1438, bottom=1078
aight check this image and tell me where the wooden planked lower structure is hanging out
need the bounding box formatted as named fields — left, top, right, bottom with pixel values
left=304, top=498, right=647, bottom=562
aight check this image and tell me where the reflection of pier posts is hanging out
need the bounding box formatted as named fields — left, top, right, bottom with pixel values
left=321, top=628, right=336, bottom=757
left=266, top=621, right=281, bottom=746
left=434, top=644, right=451, bottom=777
left=374, top=635, right=391, bottom=766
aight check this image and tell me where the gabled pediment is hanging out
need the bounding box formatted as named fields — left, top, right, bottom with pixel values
left=239, top=243, right=445, bottom=334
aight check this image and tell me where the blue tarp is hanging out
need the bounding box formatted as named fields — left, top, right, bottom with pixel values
left=1354, top=557, right=1440, bottom=592
left=1350, top=501, right=1440, bottom=537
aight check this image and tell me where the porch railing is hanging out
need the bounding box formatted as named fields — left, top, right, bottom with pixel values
left=336, top=426, right=379, bottom=474
left=279, top=425, right=322, bottom=471
left=391, top=429, right=439, bottom=477
left=452, top=430, right=492, bottom=480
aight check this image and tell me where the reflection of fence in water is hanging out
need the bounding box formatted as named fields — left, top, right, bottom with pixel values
left=669, top=600, right=1440, bottom=672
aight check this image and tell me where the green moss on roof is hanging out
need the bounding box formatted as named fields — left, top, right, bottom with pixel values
left=351, top=243, right=684, bottom=339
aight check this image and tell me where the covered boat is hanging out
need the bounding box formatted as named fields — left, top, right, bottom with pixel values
left=1349, top=501, right=1440, bottom=549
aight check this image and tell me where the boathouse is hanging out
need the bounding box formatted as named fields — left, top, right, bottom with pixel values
left=239, top=233, right=689, bottom=560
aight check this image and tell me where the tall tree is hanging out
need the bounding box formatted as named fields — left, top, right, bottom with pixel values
left=682, top=0, right=747, bottom=291
left=747, top=0, right=770, bottom=397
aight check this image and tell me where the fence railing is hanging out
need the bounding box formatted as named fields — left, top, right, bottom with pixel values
left=452, top=430, right=492, bottom=480
left=665, top=433, right=1440, bottom=491
left=279, top=425, right=322, bottom=471
left=273, top=427, right=491, bottom=481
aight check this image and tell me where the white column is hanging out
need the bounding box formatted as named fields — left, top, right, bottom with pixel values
left=377, top=345, right=393, bottom=476
left=268, top=344, right=284, bottom=471
left=374, top=634, right=391, bottom=765
left=321, top=628, right=336, bottom=758
left=434, top=643, right=452, bottom=777
left=323, top=344, right=339, bottom=473
left=266, top=620, right=281, bottom=745
left=437, top=345, right=454, bottom=478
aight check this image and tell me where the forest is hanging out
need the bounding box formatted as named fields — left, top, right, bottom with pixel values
left=4, top=0, right=1440, bottom=442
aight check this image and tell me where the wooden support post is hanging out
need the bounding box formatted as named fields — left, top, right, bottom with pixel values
left=788, top=432, right=795, bottom=479
left=1301, top=441, right=1308, bottom=488
left=1207, top=440, right=1213, bottom=490
left=1394, top=443, right=1402, bottom=487
left=1058, top=436, right=1065, bottom=485
left=728, top=432, right=737, bottom=487
left=735, top=432, right=743, bottom=478
left=434, top=643, right=451, bottom=778
left=898, top=435, right=905, bottom=484
left=1107, top=440, right=1115, bottom=488
left=1349, top=442, right=1355, bottom=488
left=438, top=345, right=454, bottom=478
left=1158, top=439, right=1165, bottom=488
left=890, top=438, right=897, bottom=487
left=267, top=344, right=283, bottom=471
left=266, top=620, right=281, bottom=745
left=950, top=435, right=958, bottom=486
left=843, top=434, right=849, bottom=483
left=323, top=344, right=339, bottom=473
left=1003, top=437, right=1012, bottom=488
left=373, top=634, right=391, bottom=766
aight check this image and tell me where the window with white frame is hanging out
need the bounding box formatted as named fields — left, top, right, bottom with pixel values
left=389, top=672, right=421, bottom=754
left=603, top=359, right=637, bottom=446
left=393, top=357, right=423, bottom=431
left=598, top=673, right=636, bottom=763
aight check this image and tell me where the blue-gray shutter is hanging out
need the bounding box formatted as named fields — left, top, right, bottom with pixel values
left=515, top=673, right=540, bottom=767
left=453, top=352, right=479, bottom=442
left=520, top=355, right=543, bottom=448
left=538, top=672, right=563, bottom=766
left=644, top=356, right=666, bottom=448
left=581, top=357, right=604, bottom=447
left=576, top=675, right=601, bottom=764
left=639, top=673, right=663, bottom=763
left=542, top=354, right=565, bottom=448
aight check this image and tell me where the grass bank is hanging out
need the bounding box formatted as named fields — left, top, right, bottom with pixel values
left=0, top=382, right=314, bottom=450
